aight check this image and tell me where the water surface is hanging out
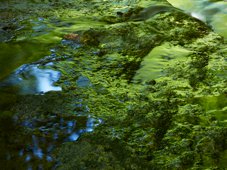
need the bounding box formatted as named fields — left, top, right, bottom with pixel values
left=167, top=0, right=227, bottom=40
left=0, top=0, right=227, bottom=169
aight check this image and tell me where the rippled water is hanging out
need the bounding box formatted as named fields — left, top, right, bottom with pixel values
left=167, top=0, right=227, bottom=120
left=133, top=43, right=193, bottom=82
left=167, top=0, right=227, bottom=40
left=0, top=42, right=51, bottom=80
left=0, top=2, right=103, bottom=167
left=0, top=0, right=227, bottom=169
left=0, top=109, right=101, bottom=169
left=0, top=39, right=102, bottom=169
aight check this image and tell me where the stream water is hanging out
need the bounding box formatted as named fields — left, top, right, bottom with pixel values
left=167, top=0, right=227, bottom=40
left=0, top=40, right=101, bottom=169
left=0, top=0, right=227, bottom=169
left=0, top=1, right=104, bottom=169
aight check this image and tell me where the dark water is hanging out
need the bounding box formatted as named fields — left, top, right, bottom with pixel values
left=0, top=1, right=102, bottom=168
left=0, top=38, right=101, bottom=169
left=0, top=42, right=51, bottom=80
left=0, top=108, right=101, bottom=169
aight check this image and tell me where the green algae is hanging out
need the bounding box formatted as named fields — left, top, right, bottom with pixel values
left=1, top=0, right=227, bottom=169
left=53, top=3, right=226, bottom=169
left=53, top=7, right=226, bottom=170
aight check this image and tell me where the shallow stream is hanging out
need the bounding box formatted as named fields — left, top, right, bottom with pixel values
left=0, top=0, right=227, bottom=169
left=0, top=1, right=104, bottom=168
left=167, top=0, right=227, bottom=40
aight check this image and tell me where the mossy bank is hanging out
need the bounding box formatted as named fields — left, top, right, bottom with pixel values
left=0, top=0, right=226, bottom=169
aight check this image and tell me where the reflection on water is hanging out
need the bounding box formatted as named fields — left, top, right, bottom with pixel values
left=0, top=0, right=108, bottom=169
left=0, top=24, right=101, bottom=169
left=1, top=63, right=62, bottom=94
left=0, top=40, right=101, bottom=169
left=133, top=43, right=192, bottom=82
left=0, top=42, right=51, bottom=81
left=167, top=0, right=227, bottom=40
left=194, top=94, right=227, bottom=122
left=0, top=109, right=102, bottom=169
left=22, top=116, right=101, bottom=169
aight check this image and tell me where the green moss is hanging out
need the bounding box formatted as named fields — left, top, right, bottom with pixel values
left=3, top=0, right=227, bottom=169
left=49, top=6, right=227, bottom=169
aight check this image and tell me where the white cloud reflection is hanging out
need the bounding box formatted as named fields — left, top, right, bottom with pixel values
left=5, top=64, right=62, bottom=94
left=31, top=66, right=62, bottom=93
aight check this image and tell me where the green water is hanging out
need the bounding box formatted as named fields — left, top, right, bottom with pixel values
left=167, top=0, right=227, bottom=40
left=0, top=42, right=51, bottom=80
left=0, top=0, right=110, bottom=169
left=134, top=42, right=193, bottom=82
left=195, top=94, right=227, bottom=122
left=0, top=0, right=227, bottom=169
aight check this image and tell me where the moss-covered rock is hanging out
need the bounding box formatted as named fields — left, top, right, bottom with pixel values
left=2, top=0, right=226, bottom=169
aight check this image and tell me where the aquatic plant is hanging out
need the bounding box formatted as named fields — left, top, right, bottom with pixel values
left=1, top=0, right=226, bottom=169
